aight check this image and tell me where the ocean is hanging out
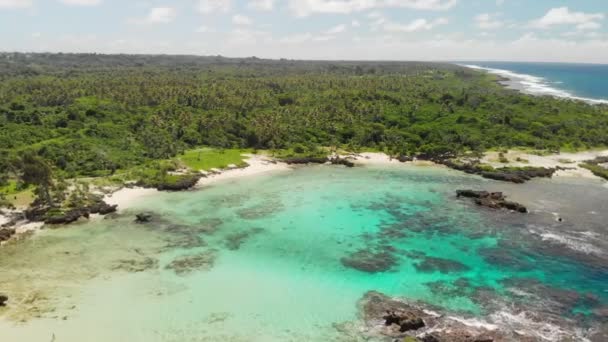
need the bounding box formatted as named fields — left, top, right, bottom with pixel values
left=460, top=62, right=608, bottom=104
left=1, top=164, right=607, bottom=341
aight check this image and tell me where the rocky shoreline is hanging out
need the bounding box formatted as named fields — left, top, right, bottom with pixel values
left=344, top=291, right=601, bottom=342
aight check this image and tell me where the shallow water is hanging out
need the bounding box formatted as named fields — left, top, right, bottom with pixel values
left=1, top=165, right=607, bottom=341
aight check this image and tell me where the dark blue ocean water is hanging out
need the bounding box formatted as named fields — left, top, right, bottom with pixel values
left=460, top=62, right=608, bottom=104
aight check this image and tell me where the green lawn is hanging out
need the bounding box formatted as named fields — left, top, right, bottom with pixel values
left=177, top=148, right=251, bottom=171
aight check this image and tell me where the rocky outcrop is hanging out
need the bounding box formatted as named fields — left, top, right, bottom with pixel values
left=88, top=201, right=118, bottom=215
left=356, top=291, right=545, bottom=342
left=442, top=160, right=556, bottom=184
left=283, top=157, right=329, bottom=165
left=155, top=174, right=202, bottom=191
left=330, top=156, right=356, bottom=167
left=457, top=190, right=527, bottom=213
left=0, top=294, right=8, bottom=306
left=22, top=199, right=118, bottom=226
left=397, top=155, right=414, bottom=162
left=282, top=156, right=356, bottom=167
left=44, top=209, right=88, bottom=225
left=0, top=228, right=16, bottom=242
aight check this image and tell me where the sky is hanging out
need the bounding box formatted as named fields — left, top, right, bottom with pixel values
left=1, top=0, right=607, bottom=63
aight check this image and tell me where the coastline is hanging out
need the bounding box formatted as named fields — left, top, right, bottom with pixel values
left=461, top=64, right=608, bottom=105
left=482, top=149, right=608, bottom=179
left=0, top=152, right=608, bottom=341
left=2, top=149, right=607, bottom=244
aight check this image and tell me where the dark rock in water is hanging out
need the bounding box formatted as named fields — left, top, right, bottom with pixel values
left=341, top=249, right=397, bottom=273
left=0, top=294, right=8, bottom=306
left=0, top=228, right=16, bottom=242
left=415, top=256, right=470, bottom=274
left=135, top=212, right=155, bottom=223
left=457, top=190, right=527, bottom=213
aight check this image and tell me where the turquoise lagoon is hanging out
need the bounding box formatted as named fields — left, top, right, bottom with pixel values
left=1, top=164, right=607, bottom=341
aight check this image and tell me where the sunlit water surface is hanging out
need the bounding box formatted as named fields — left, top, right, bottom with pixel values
left=1, top=165, right=607, bottom=341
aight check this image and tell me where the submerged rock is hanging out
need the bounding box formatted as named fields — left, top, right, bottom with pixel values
left=112, top=257, right=159, bottom=273
left=224, top=228, right=264, bottom=250
left=165, top=250, right=217, bottom=275
left=341, top=249, right=397, bottom=273
left=414, top=256, right=470, bottom=274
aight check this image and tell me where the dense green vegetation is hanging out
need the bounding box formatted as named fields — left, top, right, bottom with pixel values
left=1, top=52, right=607, bottom=207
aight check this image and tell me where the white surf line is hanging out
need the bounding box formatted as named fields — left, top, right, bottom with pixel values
left=461, top=64, right=608, bottom=105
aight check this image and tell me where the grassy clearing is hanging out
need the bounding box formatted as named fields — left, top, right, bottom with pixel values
left=177, top=148, right=251, bottom=171
left=0, top=180, right=35, bottom=208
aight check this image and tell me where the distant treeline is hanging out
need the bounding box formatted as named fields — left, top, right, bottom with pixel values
left=1, top=52, right=607, bottom=180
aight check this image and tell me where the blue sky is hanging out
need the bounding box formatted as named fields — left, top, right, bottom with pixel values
left=1, top=0, right=607, bottom=62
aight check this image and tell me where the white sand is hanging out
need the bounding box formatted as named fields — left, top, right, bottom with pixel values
left=103, top=187, right=160, bottom=212
left=482, top=150, right=608, bottom=180
left=196, top=154, right=291, bottom=187
left=0, top=213, right=8, bottom=226
left=350, top=152, right=441, bottom=167
left=349, top=152, right=401, bottom=165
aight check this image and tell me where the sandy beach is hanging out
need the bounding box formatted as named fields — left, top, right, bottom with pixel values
left=348, top=152, right=442, bottom=167
left=482, top=149, right=608, bottom=179
left=196, top=154, right=291, bottom=187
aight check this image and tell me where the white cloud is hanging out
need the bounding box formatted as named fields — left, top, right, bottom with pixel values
left=326, top=24, right=346, bottom=34
left=530, top=7, right=604, bottom=30
left=196, top=25, right=216, bottom=33
left=475, top=13, right=503, bottom=29
left=248, top=0, right=275, bottom=11
left=383, top=17, right=448, bottom=33
left=351, top=20, right=360, bottom=27
left=232, top=14, right=252, bottom=25
left=198, top=0, right=231, bottom=14
left=59, top=0, right=102, bottom=6
left=0, top=0, right=32, bottom=9
left=289, top=0, right=458, bottom=17
left=146, top=7, right=177, bottom=24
